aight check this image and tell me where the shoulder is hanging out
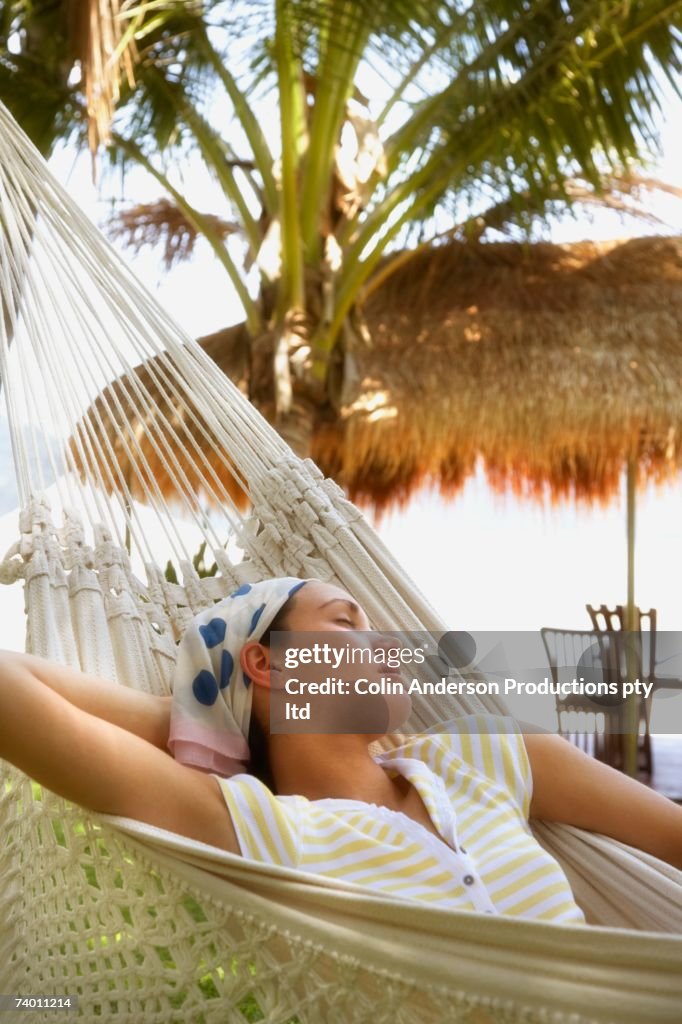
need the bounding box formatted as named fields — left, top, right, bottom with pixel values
left=212, top=773, right=303, bottom=867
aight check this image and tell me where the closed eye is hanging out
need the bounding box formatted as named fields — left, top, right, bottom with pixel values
left=335, top=617, right=354, bottom=626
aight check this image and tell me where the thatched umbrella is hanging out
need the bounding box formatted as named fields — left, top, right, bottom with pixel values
left=330, top=234, right=682, bottom=509
left=79, top=232, right=682, bottom=605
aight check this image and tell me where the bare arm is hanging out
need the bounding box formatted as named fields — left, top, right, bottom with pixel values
left=0, top=652, right=239, bottom=853
left=524, top=732, right=682, bottom=869
left=2, top=650, right=171, bottom=750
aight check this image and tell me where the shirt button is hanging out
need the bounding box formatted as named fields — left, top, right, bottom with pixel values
left=463, top=874, right=475, bottom=886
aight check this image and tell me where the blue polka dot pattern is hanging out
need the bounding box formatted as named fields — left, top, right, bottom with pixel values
left=198, top=619, right=227, bottom=649
left=192, top=670, right=219, bottom=706
left=220, top=650, right=234, bottom=689
left=169, top=577, right=309, bottom=774
left=249, top=603, right=265, bottom=636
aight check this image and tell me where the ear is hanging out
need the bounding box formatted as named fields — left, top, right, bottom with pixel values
left=240, top=641, right=273, bottom=689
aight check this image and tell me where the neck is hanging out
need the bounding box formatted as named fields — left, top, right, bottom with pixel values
left=268, top=733, right=406, bottom=807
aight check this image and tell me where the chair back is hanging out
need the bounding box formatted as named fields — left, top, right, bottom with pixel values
left=586, top=604, right=657, bottom=682
left=540, top=627, right=625, bottom=761
left=540, top=628, right=622, bottom=705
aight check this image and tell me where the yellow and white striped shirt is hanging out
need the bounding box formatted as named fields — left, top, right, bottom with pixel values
left=212, top=716, right=585, bottom=924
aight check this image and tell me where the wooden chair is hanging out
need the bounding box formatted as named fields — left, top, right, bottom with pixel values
left=586, top=604, right=655, bottom=777
left=540, top=628, right=626, bottom=767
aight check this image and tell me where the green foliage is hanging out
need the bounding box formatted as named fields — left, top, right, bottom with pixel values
left=193, top=540, right=218, bottom=577
left=0, top=1, right=85, bottom=155
left=165, top=540, right=217, bottom=582
left=1, top=0, right=680, bottom=378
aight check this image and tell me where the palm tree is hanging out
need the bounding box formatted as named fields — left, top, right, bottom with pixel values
left=1, top=0, right=680, bottom=455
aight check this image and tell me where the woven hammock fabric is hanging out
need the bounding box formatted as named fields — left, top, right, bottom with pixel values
left=0, top=101, right=681, bottom=1023
left=3, top=773, right=681, bottom=1024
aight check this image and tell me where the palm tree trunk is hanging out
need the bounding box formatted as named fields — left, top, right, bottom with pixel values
left=276, top=399, right=317, bottom=459
left=206, top=320, right=319, bottom=461
left=623, top=456, right=639, bottom=777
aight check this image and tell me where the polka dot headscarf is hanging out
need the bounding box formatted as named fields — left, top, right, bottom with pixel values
left=167, top=577, right=309, bottom=777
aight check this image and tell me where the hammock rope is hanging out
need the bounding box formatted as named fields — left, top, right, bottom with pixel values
left=0, top=99, right=681, bottom=1023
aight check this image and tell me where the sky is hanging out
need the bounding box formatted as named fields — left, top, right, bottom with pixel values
left=0, top=61, right=681, bottom=734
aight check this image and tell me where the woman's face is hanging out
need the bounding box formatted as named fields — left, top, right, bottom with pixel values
left=263, top=580, right=413, bottom=737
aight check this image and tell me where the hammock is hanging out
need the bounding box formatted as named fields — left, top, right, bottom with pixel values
left=0, top=100, right=680, bottom=1024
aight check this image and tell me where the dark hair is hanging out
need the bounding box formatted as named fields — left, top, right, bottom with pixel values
left=246, top=598, right=293, bottom=792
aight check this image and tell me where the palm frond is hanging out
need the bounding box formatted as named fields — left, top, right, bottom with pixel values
left=462, top=173, right=681, bottom=241
left=107, top=197, right=241, bottom=268
left=3, top=0, right=681, bottom=380
left=0, top=55, right=84, bottom=155
left=338, top=0, right=682, bottom=276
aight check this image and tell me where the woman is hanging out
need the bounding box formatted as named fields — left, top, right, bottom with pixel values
left=1, top=576, right=681, bottom=924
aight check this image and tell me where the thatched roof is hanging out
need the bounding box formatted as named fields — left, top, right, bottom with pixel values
left=318, top=235, right=682, bottom=510
left=77, top=235, right=682, bottom=514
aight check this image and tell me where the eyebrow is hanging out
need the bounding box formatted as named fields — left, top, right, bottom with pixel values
left=318, top=598, right=361, bottom=615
